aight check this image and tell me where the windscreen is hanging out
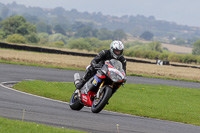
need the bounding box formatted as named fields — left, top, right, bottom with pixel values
left=110, top=59, right=123, bottom=72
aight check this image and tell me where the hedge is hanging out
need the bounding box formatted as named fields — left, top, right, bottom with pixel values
left=124, top=50, right=200, bottom=64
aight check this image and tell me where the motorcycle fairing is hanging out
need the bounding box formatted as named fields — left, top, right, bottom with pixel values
left=81, top=91, right=96, bottom=107
left=92, top=75, right=103, bottom=86
left=104, top=60, right=125, bottom=82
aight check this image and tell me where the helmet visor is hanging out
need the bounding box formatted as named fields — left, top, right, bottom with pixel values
left=113, top=49, right=122, bottom=55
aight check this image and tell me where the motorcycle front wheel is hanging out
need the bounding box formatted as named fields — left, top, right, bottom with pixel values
left=91, top=86, right=112, bottom=113
left=69, top=89, right=84, bottom=111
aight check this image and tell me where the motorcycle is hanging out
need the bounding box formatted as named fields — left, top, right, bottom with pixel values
left=69, top=59, right=126, bottom=113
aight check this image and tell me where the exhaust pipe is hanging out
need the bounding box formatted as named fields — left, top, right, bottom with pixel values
left=74, top=73, right=80, bottom=86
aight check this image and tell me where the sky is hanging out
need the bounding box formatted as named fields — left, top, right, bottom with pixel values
left=0, top=0, right=200, bottom=27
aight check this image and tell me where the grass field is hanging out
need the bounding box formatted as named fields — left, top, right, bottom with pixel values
left=0, top=117, right=86, bottom=133
left=1, top=47, right=199, bottom=131
left=13, top=80, right=200, bottom=126
left=125, top=36, right=193, bottom=54
left=0, top=48, right=200, bottom=82
left=162, top=43, right=192, bottom=54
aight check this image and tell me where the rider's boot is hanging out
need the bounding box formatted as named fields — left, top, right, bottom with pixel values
left=76, top=67, right=95, bottom=90
left=75, top=78, right=85, bottom=90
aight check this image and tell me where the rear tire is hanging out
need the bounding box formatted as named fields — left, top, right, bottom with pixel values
left=69, top=90, right=84, bottom=111
left=91, top=86, right=112, bottom=113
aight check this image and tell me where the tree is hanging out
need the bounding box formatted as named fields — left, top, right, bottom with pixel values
left=140, top=31, right=154, bottom=41
left=192, top=40, right=200, bottom=55
left=97, top=28, right=113, bottom=40
left=54, top=24, right=66, bottom=35
left=16, top=22, right=36, bottom=35
left=0, top=30, right=6, bottom=39
left=36, top=22, right=52, bottom=34
left=51, top=7, right=65, bottom=15
left=1, top=15, right=26, bottom=35
left=26, top=33, right=39, bottom=43
left=170, top=38, right=186, bottom=45
left=0, top=15, right=36, bottom=36
left=71, top=22, right=85, bottom=32
left=148, top=41, right=162, bottom=52
left=74, top=25, right=97, bottom=38
left=23, top=13, right=39, bottom=24
left=113, top=29, right=127, bottom=40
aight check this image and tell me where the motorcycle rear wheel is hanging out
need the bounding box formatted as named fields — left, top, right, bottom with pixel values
left=91, top=86, right=112, bottom=113
left=69, top=90, right=84, bottom=110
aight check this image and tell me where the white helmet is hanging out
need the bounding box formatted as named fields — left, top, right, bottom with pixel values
left=110, top=40, right=124, bottom=59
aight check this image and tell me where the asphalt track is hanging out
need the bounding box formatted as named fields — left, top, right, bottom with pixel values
left=0, top=63, right=200, bottom=133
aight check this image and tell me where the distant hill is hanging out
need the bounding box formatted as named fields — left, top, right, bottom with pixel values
left=1, top=2, right=200, bottom=44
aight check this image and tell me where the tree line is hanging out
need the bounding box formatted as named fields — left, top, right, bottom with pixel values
left=1, top=1, right=200, bottom=44
left=0, top=15, right=200, bottom=64
left=0, top=15, right=127, bottom=44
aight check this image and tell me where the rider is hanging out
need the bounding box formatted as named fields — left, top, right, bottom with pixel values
left=75, top=40, right=126, bottom=91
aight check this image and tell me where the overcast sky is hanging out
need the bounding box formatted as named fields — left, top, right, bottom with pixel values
left=1, top=0, right=200, bottom=27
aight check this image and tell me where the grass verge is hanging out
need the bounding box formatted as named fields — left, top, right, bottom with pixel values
left=128, top=73, right=200, bottom=83
left=0, top=117, right=86, bottom=133
left=13, top=80, right=200, bottom=126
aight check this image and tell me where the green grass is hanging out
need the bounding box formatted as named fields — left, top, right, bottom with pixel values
left=128, top=73, right=200, bottom=83
left=0, top=117, right=86, bottom=133
left=13, top=80, right=200, bottom=126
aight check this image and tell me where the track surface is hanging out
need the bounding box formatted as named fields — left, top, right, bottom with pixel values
left=0, top=63, right=200, bottom=133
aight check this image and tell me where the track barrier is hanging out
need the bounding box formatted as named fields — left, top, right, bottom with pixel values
left=0, top=42, right=199, bottom=69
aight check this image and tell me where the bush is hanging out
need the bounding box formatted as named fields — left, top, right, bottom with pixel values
left=37, top=33, right=49, bottom=44
left=96, top=46, right=109, bottom=52
left=0, top=30, right=6, bottom=39
left=119, top=45, right=200, bottom=65
left=197, top=56, right=200, bottom=64
left=168, top=53, right=182, bottom=62
left=54, top=41, right=65, bottom=47
left=48, top=33, right=67, bottom=43
left=148, top=41, right=162, bottom=52
left=134, top=50, right=144, bottom=58
left=159, top=53, right=169, bottom=60
left=124, top=49, right=135, bottom=57
left=182, top=54, right=196, bottom=64
left=67, top=37, right=111, bottom=52
left=192, top=40, right=200, bottom=55
left=146, top=51, right=159, bottom=59
left=6, top=34, right=26, bottom=44
left=26, top=33, right=39, bottom=43
left=68, top=38, right=92, bottom=51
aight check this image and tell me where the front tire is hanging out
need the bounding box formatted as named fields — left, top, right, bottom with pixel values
left=91, top=86, right=112, bottom=113
left=69, top=90, right=84, bottom=111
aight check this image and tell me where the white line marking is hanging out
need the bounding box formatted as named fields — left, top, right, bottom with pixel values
left=0, top=80, right=141, bottom=117
left=0, top=80, right=69, bottom=105
left=0, top=80, right=191, bottom=125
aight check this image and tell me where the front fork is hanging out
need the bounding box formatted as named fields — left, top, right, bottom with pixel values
left=96, top=80, right=105, bottom=99
left=95, top=80, right=115, bottom=99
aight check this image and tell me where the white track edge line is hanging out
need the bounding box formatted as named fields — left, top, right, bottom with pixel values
left=0, top=80, right=138, bottom=117
left=0, top=80, right=69, bottom=105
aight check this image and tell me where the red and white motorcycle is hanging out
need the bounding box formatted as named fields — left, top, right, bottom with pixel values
left=69, top=59, right=126, bottom=113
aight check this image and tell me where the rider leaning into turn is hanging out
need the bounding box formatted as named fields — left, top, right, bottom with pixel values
left=75, top=40, right=127, bottom=92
